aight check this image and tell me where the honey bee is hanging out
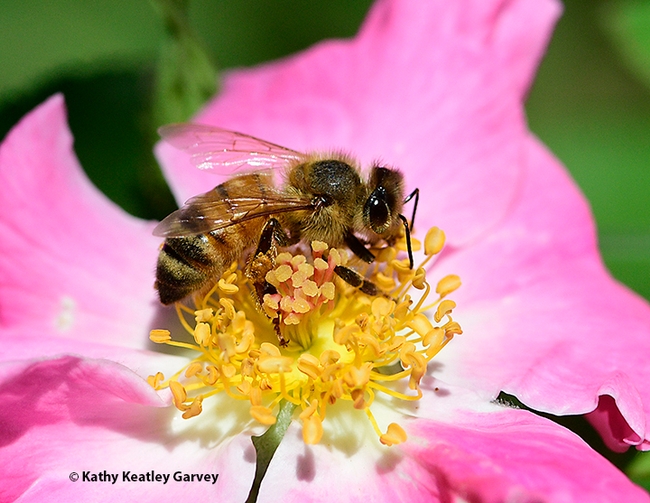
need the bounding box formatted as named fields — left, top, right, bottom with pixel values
left=154, top=124, right=418, bottom=313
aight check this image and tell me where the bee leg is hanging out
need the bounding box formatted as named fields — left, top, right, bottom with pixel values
left=403, top=188, right=419, bottom=231
left=344, top=231, right=376, bottom=264
left=398, top=214, right=414, bottom=270
left=272, top=313, right=288, bottom=348
left=257, top=218, right=290, bottom=253
left=246, top=218, right=290, bottom=346
left=334, top=265, right=381, bottom=296
left=246, top=218, right=289, bottom=295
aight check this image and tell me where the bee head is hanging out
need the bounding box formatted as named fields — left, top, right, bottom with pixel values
left=364, top=166, right=404, bottom=235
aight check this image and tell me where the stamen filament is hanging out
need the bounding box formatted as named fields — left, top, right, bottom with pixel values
left=175, top=303, right=196, bottom=334
left=365, top=408, right=384, bottom=438
left=368, top=381, right=424, bottom=401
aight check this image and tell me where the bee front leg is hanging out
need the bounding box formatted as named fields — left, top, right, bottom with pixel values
left=344, top=231, right=376, bottom=264
left=333, top=265, right=382, bottom=297
left=245, top=218, right=290, bottom=346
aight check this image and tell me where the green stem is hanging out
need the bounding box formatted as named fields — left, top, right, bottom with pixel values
left=245, top=400, right=297, bottom=503
left=150, top=0, right=218, bottom=125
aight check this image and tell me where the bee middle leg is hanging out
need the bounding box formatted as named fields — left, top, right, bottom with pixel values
left=246, top=218, right=290, bottom=345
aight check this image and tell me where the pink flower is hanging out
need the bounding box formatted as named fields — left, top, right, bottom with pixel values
left=1, top=0, right=649, bottom=501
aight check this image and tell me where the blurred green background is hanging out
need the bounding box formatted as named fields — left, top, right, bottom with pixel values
left=1, top=0, right=649, bottom=487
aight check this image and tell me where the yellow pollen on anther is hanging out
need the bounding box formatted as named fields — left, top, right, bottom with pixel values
left=302, top=279, right=319, bottom=297
left=311, top=241, right=328, bottom=253
left=149, top=226, right=462, bottom=447
left=380, top=423, right=408, bottom=446
left=250, top=405, right=277, bottom=425
left=185, top=361, right=203, bottom=378
left=194, top=322, right=211, bottom=345
left=194, top=308, right=214, bottom=322
left=182, top=396, right=203, bottom=419
left=146, top=372, right=164, bottom=389
left=297, top=353, right=321, bottom=379
left=274, top=264, right=293, bottom=283
left=302, top=414, right=324, bottom=444
left=149, top=329, right=171, bottom=343
left=444, top=321, right=464, bottom=337
left=436, top=274, right=462, bottom=297
left=169, top=380, right=187, bottom=410
left=435, top=299, right=456, bottom=323
left=218, top=278, right=239, bottom=294
left=314, top=258, right=329, bottom=270
left=424, top=227, right=446, bottom=256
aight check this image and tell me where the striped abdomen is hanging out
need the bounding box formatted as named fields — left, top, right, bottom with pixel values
left=155, top=220, right=264, bottom=305
left=155, top=174, right=272, bottom=305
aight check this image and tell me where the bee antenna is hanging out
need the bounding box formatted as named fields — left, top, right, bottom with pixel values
left=398, top=214, right=414, bottom=269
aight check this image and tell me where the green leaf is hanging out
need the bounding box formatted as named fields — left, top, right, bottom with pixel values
left=601, top=0, right=650, bottom=89
left=245, top=400, right=297, bottom=503
left=150, top=0, right=218, bottom=125
left=627, top=451, right=650, bottom=491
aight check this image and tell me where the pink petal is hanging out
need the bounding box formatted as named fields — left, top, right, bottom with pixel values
left=0, top=95, right=163, bottom=349
left=404, top=409, right=649, bottom=502
left=156, top=0, right=561, bottom=246
left=260, top=382, right=648, bottom=502
left=0, top=355, right=254, bottom=502
left=0, top=325, right=189, bottom=380
left=435, top=136, right=650, bottom=450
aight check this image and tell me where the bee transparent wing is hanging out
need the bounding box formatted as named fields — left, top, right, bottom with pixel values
left=153, top=177, right=315, bottom=238
left=159, top=123, right=305, bottom=172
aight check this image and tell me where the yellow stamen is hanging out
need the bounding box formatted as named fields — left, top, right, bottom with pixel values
left=380, top=423, right=407, bottom=446
left=195, top=308, right=214, bottom=322
left=149, top=226, right=461, bottom=446
left=302, top=415, right=324, bottom=444
left=182, top=396, right=203, bottom=419
left=250, top=405, right=277, bottom=425
left=424, top=227, right=446, bottom=256
left=436, top=274, right=462, bottom=297
left=185, top=362, right=203, bottom=378
left=146, top=372, right=164, bottom=389
left=194, top=322, right=211, bottom=346
left=169, top=380, right=188, bottom=410
left=218, top=278, right=239, bottom=295
left=434, top=299, right=456, bottom=323
left=149, top=329, right=171, bottom=343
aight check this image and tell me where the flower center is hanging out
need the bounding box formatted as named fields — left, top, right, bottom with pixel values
left=148, top=226, right=461, bottom=446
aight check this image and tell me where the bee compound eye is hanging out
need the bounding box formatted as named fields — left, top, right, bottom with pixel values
left=365, top=196, right=391, bottom=234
